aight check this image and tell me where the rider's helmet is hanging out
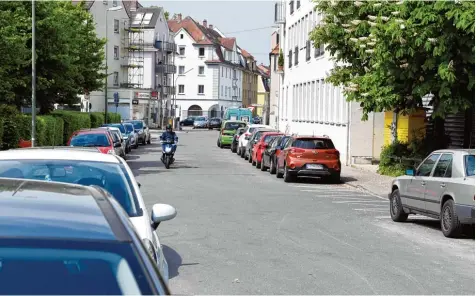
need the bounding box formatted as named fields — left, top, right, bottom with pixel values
left=166, top=124, right=173, bottom=132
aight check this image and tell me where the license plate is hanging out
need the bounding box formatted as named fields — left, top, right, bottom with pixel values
left=307, top=164, right=323, bottom=170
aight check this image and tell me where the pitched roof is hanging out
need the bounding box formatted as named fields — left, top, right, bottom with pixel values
left=270, top=43, right=280, bottom=55
left=220, top=38, right=236, bottom=50
left=257, top=64, right=270, bottom=77
left=239, top=47, right=253, bottom=59
left=72, top=0, right=142, bottom=18
left=168, top=17, right=214, bottom=45
left=130, top=7, right=162, bottom=28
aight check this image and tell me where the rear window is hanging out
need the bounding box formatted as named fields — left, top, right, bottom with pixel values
left=263, top=135, right=278, bottom=143
left=195, top=117, right=206, bottom=121
left=130, top=121, right=143, bottom=129
left=124, top=124, right=134, bottom=133
left=248, top=127, right=256, bottom=133
left=70, top=133, right=110, bottom=147
left=292, top=138, right=335, bottom=149
left=464, top=155, right=475, bottom=176
left=111, top=124, right=125, bottom=133
left=225, top=122, right=246, bottom=130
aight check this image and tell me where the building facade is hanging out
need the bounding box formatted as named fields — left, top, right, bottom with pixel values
left=257, top=64, right=270, bottom=123
left=168, top=15, right=243, bottom=120
left=240, top=48, right=259, bottom=116
left=268, top=29, right=281, bottom=129
left=275, top=0, right=384, bottom=164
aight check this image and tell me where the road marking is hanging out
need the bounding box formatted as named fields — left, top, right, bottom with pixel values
left=354, top=208, right=389, bottom=212
left=333, top=200, right=388, bottom=204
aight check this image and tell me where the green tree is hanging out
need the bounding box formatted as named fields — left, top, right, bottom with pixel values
left=310, top=0, right=475, bottom=119
left=0, top=1, right=106, bottom=113
left=164, top=11, right=169, bottom=20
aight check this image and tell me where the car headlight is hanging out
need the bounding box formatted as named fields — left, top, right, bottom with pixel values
left=142, top=239, right=157, bottom=262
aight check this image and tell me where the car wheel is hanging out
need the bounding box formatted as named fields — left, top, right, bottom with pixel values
left=240, top=148, right=245, bottom=158
left=147, top=136, right=151, bottom=144
left=248, top=151, right=252, bottom=163
left=219, top=141, right=224, bottom=149
left=327, top=172, right=341, bottom=184
left=260, top=158, right=267, bottom=171
left=276, top=162, right=283, bottom=178
left=441, top=199, right=462, bottom=238
left=251, top=155, right=256, bottom=166
left=269, top=158, right=276, bottom=174
left=389, top=189, right=408, bottom=222
left=256, top=160, right=261, bottom=169
left=283, top=165, right=295, bottom=183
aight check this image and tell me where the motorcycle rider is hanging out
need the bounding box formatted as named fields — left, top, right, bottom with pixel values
left=160, top=124, right=178, bottom=162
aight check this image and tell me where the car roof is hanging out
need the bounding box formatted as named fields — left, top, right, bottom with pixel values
left=13, top=146, right=102, bottom=153
left=248, top=124, right=270, bottom=128
left=224, top=120, right=246, bottom=123
left=261, top=132, right=283, bottom=136
left=0, top=149, right=120, bottom=163
left=433, top=149, right=475, bottom=154
left=75, top=129, right=109, bottom=135
left=0, top=178, right=130, bottom=242
left=294, top=135, right=332, bottom=140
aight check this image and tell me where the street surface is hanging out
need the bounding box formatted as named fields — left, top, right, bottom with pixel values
left=127, top=130, right=475, bottom=295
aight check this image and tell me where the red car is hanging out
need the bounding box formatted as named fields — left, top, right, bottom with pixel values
left=275, top=135, right=341, bottom=183
left=251, top=132, right=284, bottom=169
left=67, top=129, right=119, bottom=155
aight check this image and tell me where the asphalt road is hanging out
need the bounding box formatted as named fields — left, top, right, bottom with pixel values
left=127, top=129, right=475, bottom=295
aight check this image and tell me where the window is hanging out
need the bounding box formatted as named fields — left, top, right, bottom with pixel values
left=288, top=50, right=292, bottom=68
left=297, top=0, right=301, bottom=9
left=112, top=0, right=117, bottom=6
left=198, top=85, right=204, bottom=94
left=292, top=138, right=335, bottom=149
left=221, top=85, right=223, bottom=96
left=180, top=33, right=184, bottom=39
left=433, top=154, right=453, bottom=178
left=464, top=155, right=475, bottom=176
left=306, top=40, right=311, bottom=61
left=114, top=46, right=119, bottom=59
left=289, top=0, right=294, bottom=14
left=179, top=47, right=185, bottom=55
left=198, top=66, right=205, bottom=75
left=113, top=72, right=118, bottom=86
left=114, top=19, right=119, bottom=33
left=178, top=66, right=185, bottom=74
left=417, top=154, right=441, bottom=177
left=294, top=46, right=298, bottom=65
left=221, top=67, right=223, bottom=77
left=103, top=0, right=107, bottom=4
left=178, top=85, right=185, bottom=94
left=198, top=47, right=205, bottom=57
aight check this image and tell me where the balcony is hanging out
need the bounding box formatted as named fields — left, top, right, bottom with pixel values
left=154, top=40, right=177, bottom=53
left=156, top=63, right=177, bottom=74
left=274, top=1, right=285, bottom=24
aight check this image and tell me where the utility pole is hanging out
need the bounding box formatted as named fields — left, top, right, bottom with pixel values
left=31, top=0, right=36, bottom=147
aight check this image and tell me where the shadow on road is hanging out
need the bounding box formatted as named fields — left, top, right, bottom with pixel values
left=407, top=218, right=475, bottom=240
left=162, top=245, right=199, bottom=279
left=125, top=155, right=140, bottom=160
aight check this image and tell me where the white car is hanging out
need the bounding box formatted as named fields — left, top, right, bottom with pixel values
left=0, top=148, right=176, bottom=284
left=237, top=124, right=272, bottom=157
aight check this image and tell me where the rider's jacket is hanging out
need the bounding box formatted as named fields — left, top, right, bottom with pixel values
left=160, top=131, right=178, bottom=143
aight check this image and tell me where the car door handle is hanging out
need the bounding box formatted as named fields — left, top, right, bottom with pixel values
left=421, top=181, right=426, bottom=186
left=440, top=183, right=446, bottom=188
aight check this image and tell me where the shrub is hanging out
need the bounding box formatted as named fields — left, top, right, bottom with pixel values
left=90, top=112, right=105, bottom=128
left=107, top=113, right=121, bottom=124
left=1, top=119, right=19, bottom=150
left=52, top=111, right=91, bottom=145
left=278, top=49, right=284, bottom=67
left=0, top=118, right=3, bottom=148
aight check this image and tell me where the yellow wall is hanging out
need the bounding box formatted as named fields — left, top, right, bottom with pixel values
left=242, top=71, right=258, bottom=115
left=384, top=108, right=426, bottom=145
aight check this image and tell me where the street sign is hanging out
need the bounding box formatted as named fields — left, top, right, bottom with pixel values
left=113, top=92, right=119, bottom=107
left=132, top=99, right=139, bottom=105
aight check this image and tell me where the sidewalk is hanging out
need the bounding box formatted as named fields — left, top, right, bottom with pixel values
left=342, top=164, right=392, bottom=198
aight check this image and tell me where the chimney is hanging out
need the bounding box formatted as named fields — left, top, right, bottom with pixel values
left=209, top=24, right=213, bottom=30
left=130, top=0, right=137, bottom=12
left=203, top=19, right=207, bottom=27
left=178, top=13, right=182, bottom=22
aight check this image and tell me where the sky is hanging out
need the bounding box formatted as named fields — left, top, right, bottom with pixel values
left=145, top=0, right=276, bottom=65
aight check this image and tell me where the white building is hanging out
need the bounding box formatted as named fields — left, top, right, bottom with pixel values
left=76, top=0, right=175, bottom=127
left=275, top=0, right=384, bottom=165
left=168, top=15, right=242, bottom=119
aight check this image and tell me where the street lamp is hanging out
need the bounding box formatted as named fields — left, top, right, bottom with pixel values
left=104, top=5, right=123, bottom=124
left=172, top=67, right=194, bottom=128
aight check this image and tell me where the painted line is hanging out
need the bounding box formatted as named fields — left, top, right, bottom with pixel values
left=299, top=189, right=357, bottom=193
left=333, top=200, right=389, bottom=204
left=291, top=185, right=348, bottom=189
left=354, top=208, right=389, bottom=212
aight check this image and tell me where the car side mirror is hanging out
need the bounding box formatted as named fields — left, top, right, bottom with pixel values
left=137, top=182, right=141, bottom=188
left=143, top=126, right=147, bottom=130
left=405, top=168, right=415, bottom=176
left=151, top=203, right=177, bottom=230
left=114, top=142, right=122, bottom=148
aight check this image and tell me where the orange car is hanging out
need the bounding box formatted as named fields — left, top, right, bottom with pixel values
left=275, top=135, right=341, bottom=183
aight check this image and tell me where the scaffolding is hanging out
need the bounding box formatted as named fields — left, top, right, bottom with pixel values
left=121, top=20, right=144, bottom=88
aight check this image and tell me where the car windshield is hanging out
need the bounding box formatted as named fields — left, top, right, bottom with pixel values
left=464, top=155, right=475, bottom=176
left=70, top=133, right=110, bottom=147
left=111, top=124, right=126, bottom=133
left=0, top=160, right=141, bottom=217
left=225, top=122, right=246, bottom=130
left=130, top=121, right=143, bottom=129
left=0, top=239, right=155, bottom=295
left=195, top=117, right=206, bottom=121
left=292, top=138, right=335, bottom=149
left=124, top=124, right=134, bottom=133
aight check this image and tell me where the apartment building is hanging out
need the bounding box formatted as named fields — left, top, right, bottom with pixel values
left=168, top=15, right=242, bottom=119
left=275, top=0, right=384, bottom=164
left=76, top=0, right=175, bottom=127
left=269, top=29, right=281, bottom=128
left=257, top=64, right=271, bottom=123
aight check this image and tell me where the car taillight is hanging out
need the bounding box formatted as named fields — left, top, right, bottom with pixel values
left=326, top=150, right=340, bottom=158
left=289, top=148, right=305, bottom=154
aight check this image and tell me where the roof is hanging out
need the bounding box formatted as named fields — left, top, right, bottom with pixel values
left=433, top=149, right=475, bottom=154
left=71, top=0, right=143, bottom=18
left=13, top=147, right=101, bottom=153
left=0, top=149, right=120, bottom=163
left=0, top=178, right=118, bottom=241
left=270, top=44, right=280, bottom=55
left=239, top=47, right=254, bottom=59
left=220, top=38, right=236, bottom=50
left=257, top=64, right=270, bottom=77
left=75, top=129, right=110, bottom=135
left=130, top=7, right=162, bottom=28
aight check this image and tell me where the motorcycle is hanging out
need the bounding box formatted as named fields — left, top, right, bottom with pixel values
left=161, top=139, right=176, bottom=169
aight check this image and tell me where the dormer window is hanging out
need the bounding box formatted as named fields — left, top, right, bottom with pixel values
left=199, top=47, right=205, bottom=57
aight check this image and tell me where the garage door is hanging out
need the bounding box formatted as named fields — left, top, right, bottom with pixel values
left=108, top=104, right=130, bottom=121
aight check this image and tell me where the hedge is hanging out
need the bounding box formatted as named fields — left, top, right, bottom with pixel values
left=90, top=112, right=105, bottom=128
left=52, top=110, right=92, bottom=145
left=15, top=115, right=64, bottom=147
left=0, top=118, right=3, bottom=149
left=107, top=112, right=121, bottom=124
left=0, top=105, right=20, bottom=150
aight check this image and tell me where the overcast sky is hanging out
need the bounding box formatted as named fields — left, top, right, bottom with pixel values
left=145, top=0, right=276, bottom=65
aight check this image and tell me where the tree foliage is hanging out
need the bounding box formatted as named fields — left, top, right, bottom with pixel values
left=0, top=1, right=106, bottom=113
left=310, top=0, right=475, bottom=119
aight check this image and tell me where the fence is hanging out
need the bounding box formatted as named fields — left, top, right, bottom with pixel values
left=180, top=110, right=224, bottom=119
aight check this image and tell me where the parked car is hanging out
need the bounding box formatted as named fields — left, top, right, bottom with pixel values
left=180, top=116, right=196, bottom=127
left=262, top=135, right=292, bottom=175
left=0, top=148, right=177, bottom=284
left=0, top=178, right=171, bottom=295
left=244, top=128, right=276, bottom=161
left=123, top=122, right=139, bottom=149
left=252, top=116, right=261, bottom=124
left=193, top=116, right=208, bottom=129
left=100, top=126, right=127, bottom=158
left=237, top=124, right=272, bottom=157
left=275, top=135, right=341, bottom=183
left=125, top=120, right=151, bottom=145
left=231, top=127, right=246, bottom=153
left=251, top=132, right=284, bottom=170
left=67, top=129, right=121, bottom=156
left=207, top=117, right=222, bottom=129
left=103, top=123, right=133, bottom=153
left=217, top=120, right=247, bottom=148
left=388, top=149, right=475, bottom=238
